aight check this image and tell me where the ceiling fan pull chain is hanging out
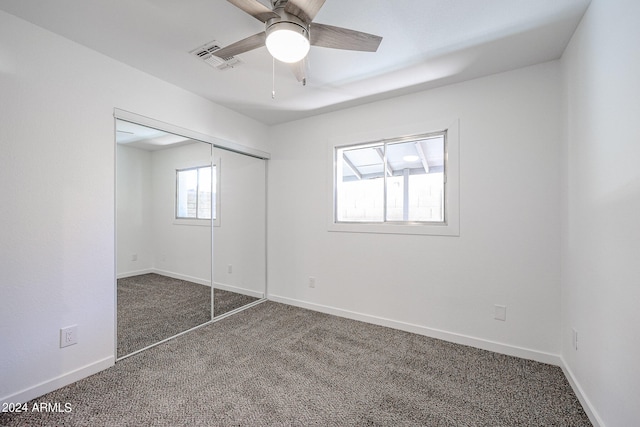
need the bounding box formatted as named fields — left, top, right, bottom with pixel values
left=272, top=57, right=276, bottom=99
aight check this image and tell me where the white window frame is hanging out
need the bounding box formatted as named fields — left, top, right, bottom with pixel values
left=328, top=118, right=459, bottom=236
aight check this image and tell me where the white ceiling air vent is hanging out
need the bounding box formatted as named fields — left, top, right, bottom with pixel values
left=190, top=40, right=241, bottom=70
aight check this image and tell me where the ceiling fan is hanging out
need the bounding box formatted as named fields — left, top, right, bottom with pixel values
left=213, top=0, right=383, bottom=84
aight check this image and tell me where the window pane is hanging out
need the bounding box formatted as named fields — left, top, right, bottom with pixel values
left=177, top=169, right=198, bottom=218
left=385, top=135, right=445, bottom=222
left=336, top=144, right=384, bottom=222
left=197, top=166, right=212, bottom=220
left=385, top=175, right=404, bottom=221
left=407, top=173, right=444, bottom=222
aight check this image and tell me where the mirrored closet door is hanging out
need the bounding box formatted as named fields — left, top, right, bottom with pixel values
left=211, top=147, right=266, bottom=317
left=115, top=117, right=267, bottom=359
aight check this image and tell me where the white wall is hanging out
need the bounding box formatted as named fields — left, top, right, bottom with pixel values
left=268, top=61, right=564, bottom=362
left=0, top=10, right=268, bottom=405
left=561, top=0, right=640, bottom=425
left=116, top=145, right=154, bottom=276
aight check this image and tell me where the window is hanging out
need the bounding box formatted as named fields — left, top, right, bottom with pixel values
left=335, top=132, right=446, bottom=224
left=329, top=119, right=459, bottom=236
left=176, top=165, right=215, bottom=220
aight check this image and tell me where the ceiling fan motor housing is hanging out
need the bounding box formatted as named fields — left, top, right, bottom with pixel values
left=270, top=0, right=291, bottom=10
left=265, top=7, right=310, bottom=39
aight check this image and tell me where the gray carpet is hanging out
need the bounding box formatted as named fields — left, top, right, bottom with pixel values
left=213, top=287, right=260, bottom=319
left=1, top=302, right=591, bottom=426
left=117, top=273, right=258, bottom=357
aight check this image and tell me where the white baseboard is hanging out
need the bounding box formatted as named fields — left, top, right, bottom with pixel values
left=268, top=295, right=561, bottom=366
left=213, top=282, right=264, bottom=299
left=0, top=356, right=114, bottom=407
left=117, top=268, right=153, bottom=279
left=152, top=269, right=211, bottom=287
left=118, top=269, right=211, bottom=286
left=560, top=357, right=604, bottom=427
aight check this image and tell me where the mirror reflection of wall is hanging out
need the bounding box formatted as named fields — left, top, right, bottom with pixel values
left=212, top=147, right=266, bottom=316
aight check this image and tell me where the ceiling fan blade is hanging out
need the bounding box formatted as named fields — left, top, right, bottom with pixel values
left=289, top=58, right=308, bottom=84
left=284, top=0, right=326, bottom=23
left=226, top=0, right=279, bottom=22
left=212, top=32, right=267, bottom=59
left=311, top=23, right=382, bottom=52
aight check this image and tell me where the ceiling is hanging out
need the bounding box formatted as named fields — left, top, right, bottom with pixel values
left=116, top=119, right=197, bottom=151
left=0, top=0, right=590, bottom=125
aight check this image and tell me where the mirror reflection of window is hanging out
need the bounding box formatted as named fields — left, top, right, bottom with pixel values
left=176, top=166, right=215, bottom=220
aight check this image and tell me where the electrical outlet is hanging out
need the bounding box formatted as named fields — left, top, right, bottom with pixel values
left=227, top=264, right=233, bottom=274
left=572, top=328, right=578, bottom=350
left=60, top=325, right=78, bottom=348
left=308, top=277, right=316, bottom=288
left=494, top=305, right=507, bottom=321
left=131, top=254, right=137, bottom=262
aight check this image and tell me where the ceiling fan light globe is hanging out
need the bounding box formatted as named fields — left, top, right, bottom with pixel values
left=265, top=23, right=310, bottom=63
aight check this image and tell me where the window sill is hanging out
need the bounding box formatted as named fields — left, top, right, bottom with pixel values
left=173, top=218, right=219, bottom=227
left=328, top=221, right=459, bottom=236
